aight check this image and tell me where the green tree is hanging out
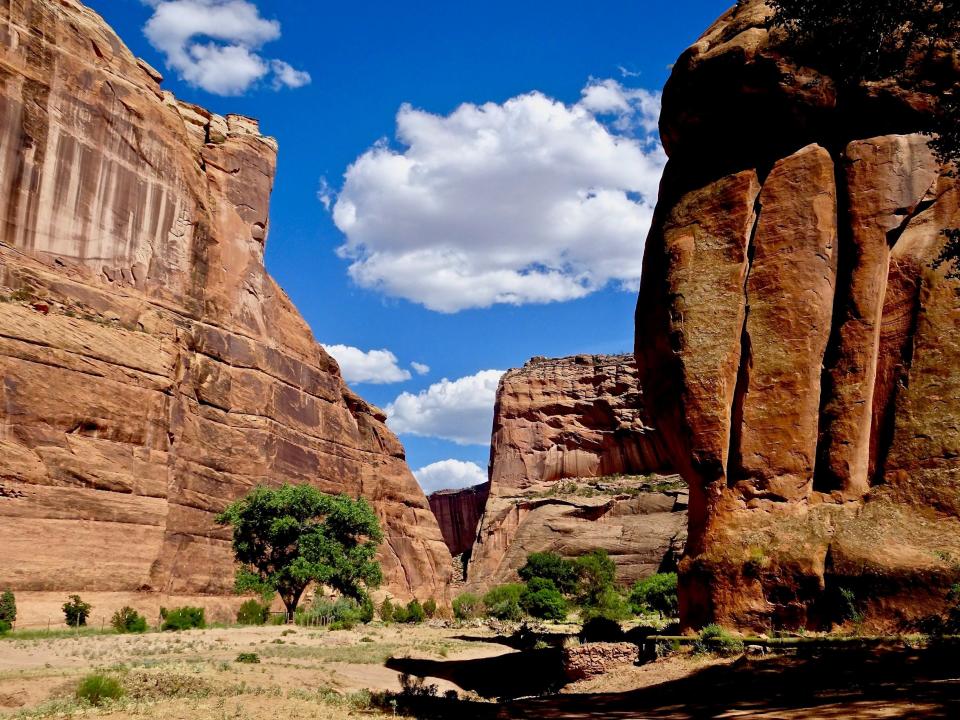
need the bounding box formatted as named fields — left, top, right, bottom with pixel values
left=575, top=549, right=617, bottom=607
left=482, top=584, right=525, bottom=621
left=629, top=573, right=679, bottom=618
left=63, top=595, right=92, bottom=627
left=0, top=591, right=15, bottom=625
left=518, top=552, right=579, bottom=595
left=520, top=578, right=568, bottom=621
left=379, top=597, right=395, bottom=623
left=768, top=0, right=960, bottom=275
left=110, top=607, right=148, bottom=633
left=216, top=485, right=384, bottom=620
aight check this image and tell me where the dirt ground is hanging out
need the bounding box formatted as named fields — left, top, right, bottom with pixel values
left=3, top=624, right=960, bottom=719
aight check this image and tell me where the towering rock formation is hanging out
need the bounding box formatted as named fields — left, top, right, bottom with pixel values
left=429, top=483, right=490, bottom=559
left=0, top=0, right=451, bottom=625
left=636, top=0, right=960, bottom=631
left=467, top=355, right=685, bottom=592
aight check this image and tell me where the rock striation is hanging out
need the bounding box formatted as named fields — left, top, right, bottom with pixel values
left=0, top=0, right=451, bottom=626
left=429, top=483, right=490, bottom=559
left=636, top=0, right=960, bottom=631
left=467, top=355, right=685, bottom=592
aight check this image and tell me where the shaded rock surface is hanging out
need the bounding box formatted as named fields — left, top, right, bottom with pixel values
left=0, top=0, right=451, bottom=626
left=429, top=482, right=490, bottom=558
left=467, top=355, right=685, bottom=592
left=636, top=0, right=960, bottom=631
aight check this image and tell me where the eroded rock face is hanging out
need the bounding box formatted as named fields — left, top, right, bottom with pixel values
left=467, top=355, right=685, bottom=592
left=0, top=0, right=451, bottom=626
left=429, top=483, right=490, bottom=558
left=636, top=0, right=960, bottom=631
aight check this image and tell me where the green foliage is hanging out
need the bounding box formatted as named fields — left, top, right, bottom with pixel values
left=837, top=587, right=865, bottom=624
left=693, top=624, right=744, bottom=657
left=422, top=598, right=438, bottom=619
left=392, top=603, right=409, bottom=624
left=452, top=592, right=482, bottom=621
left=216, top=485, right=384, bottom=618
left=62, top=595, right=92, bottom=627
left=359, top=596, right=375, bottom=624
left=76, top=674, right=124, bottom=706
left=518, top=552, right=580, bottom=595
left=520, top=578, right=568, bottom=621
left=402, top=599, right=426, bottom=624
left=575, top=549, right=617, bottom=607
left=160, top=606, right=206, bottom=632
left=296, top=597, right=365, bottom=630
left=235, top=652, right=261, bottom=664
left=629, top=573, right=679, bottom=618
left=580, top=616, right=625, bottom=643
left=580, top=587, right=631, bottom=622
left=110, top=607, right=148, bottom=634
left=482, top=584, right=524, bottom=621
left=236, top=599, right=271, bottom=625
left=0, top=620, right=10, bottom=635
left=0, top=591, right=16, bottom=625
left=379, top=597, right=395, bottom=623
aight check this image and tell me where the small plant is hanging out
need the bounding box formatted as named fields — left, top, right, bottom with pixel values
left=392, top=603, right=409, bottom=624
left=423, top=598, right=438, bottom=619
left=236, top=599, right=270, bottom=625
left=452, top=592, right=482, bottom=621
left=520, top=578, right=568, bottom=621
left=693, top=624, right=744, bottom=657
left=483, top=584, right=525, bottom=621
left=296, top=597, right=365, bottom=629
left=0, top=590, right=16, bottom=626
left=160, top=606, right=205, bottom=631
left=235, top=652, right=261, bottom=664
left=76, top=673, right=124, bottom=706
left=0, top=619, right=10, bottom=635
left=360, top=596, right=375, bottom=623
left=111, top=606, right=148, bottom=633
left=63, top=595, right=92, bottom=627
left=838, top=587, right=864, bottom=624
left=629, top=573, right=679, bottom=618
left=379, top=597, right=395, bottom=623
left=401, top=599, right=426, bottom=624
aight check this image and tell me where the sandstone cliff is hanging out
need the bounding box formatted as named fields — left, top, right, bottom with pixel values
left=429, top=483, right=490, bottom=560
left=467, top=355, right=685, bottom=592
left=0, top=0, right=451, bottom=626
left=636, top=0, right=960, bottom=631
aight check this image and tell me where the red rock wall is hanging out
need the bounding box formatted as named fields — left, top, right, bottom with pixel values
left=467, top=355, right=684, bottom=592
left=0, top=0, right=451, bottom=626
left=429, top=483, right=490, bottom=558
left=636, top=0, right=960, bottom=631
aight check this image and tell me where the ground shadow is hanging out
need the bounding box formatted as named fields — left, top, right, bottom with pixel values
left=388, top=644, right=960, bottom=719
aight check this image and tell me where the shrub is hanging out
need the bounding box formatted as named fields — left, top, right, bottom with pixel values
left=160, top=606, right=205, bottom=631
left=76, top=674, right=124, bottom=706
left=296, top=597, right=364, bottom=630
left=693, top=624, right=744, bottom=657
left=519, top=552, right=579, bottom=594
left=359, top=597, right=375, bottom=624
left=392, top=603, right=409, bottom=624
left=235, top=652, right=260, bottom=664
left=63, top=595, right=92, bottom=627
left=483, top=584, right=525, bottom=621
left=575, top=550, right=617, bottom=607
left=236, top=599, right=270, bottom=625
left=402, top=600, right=426, bottom=624
left=452, top=592, right=482, bottom=621
left=581, top=587, right=631, bottom=622
left=520, top=578, right=568, bottom=621
left=379, top=597, right=395, bottom=623
left=0, top=620, right=10, bottom=635
left=423, top=598, right=438, bottom=619
left=0, top=590, right=15, bottom=625
left=111, top=607, right=148, bottom=634
left=629, top=573, right=679, bottom=618
left=580, top=616, right=625, bottom=643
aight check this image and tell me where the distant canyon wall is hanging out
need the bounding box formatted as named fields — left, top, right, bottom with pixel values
left=0, top=0, right=451, bottom=626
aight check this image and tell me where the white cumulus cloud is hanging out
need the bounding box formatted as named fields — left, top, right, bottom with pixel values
left=322, top=344, right=411, bottom=385
left=386, top=370, right=505, bottom=445
left=411, top=362, right=431, bottom=376
left=143, top=0, right=311, bottom=95
left=330, top=79, right=665, bottom=313
left=414, top=459, right=487, bottom=495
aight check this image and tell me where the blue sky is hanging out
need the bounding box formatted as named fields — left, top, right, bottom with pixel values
left=90, top=0, right=730, bottom=493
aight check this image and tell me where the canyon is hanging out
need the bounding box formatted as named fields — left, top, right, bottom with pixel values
left=636, top=0, right=960, bottom=630
left=0, top=0, right=451, bottom=626
left=466, top=355, right=686, bottom=592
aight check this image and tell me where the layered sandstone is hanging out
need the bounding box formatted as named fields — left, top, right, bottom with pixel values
left=429, top=483, right=490, bottom=558
left=467, top=355, right=685, bottom=592
left=636, top=0, right=960, bottom=631
left=0, top=0, right=451, bottom=626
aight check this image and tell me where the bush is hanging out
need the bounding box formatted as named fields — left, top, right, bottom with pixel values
left=693, top=624, right=744, bottom=657
left=581, top=587, right=631, bottom=622
left=111, top=607, right=148, bottom=634
left=160, top=606, right=205, bottom=632
left=392, top=603, right=409, bottom=624
left=236, top=599, right=270, bottom=626
left=359, top=597, right=375, bottom=624
left=76, top=674, right=124, bottom=706
left=296, top=597, right=364, bottom=630
left=401, top=600, right=426, bottom=624
left=452, top=592, right=482, bottom=621
left=629, top=573, right=679, bottom=618
left=580, top=616, right=625, bottom=643
left=423, top=598, right=438, bottom=619
left=0, top=590, right=16, bottom=625
left=379, top=597, right=395, bottom=623
left=483, top=584, right=525, bottom=621
left=63, top=595, right=92, bottom=627
left=0, top=619, right=10, bottom=635
left=520, top=578, right=568, bottom=621
left=235, top=652, right=260, bottom=664
left=575, top=550, right=617, bottom=607
left=519, top=552, right=579, bottom=595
